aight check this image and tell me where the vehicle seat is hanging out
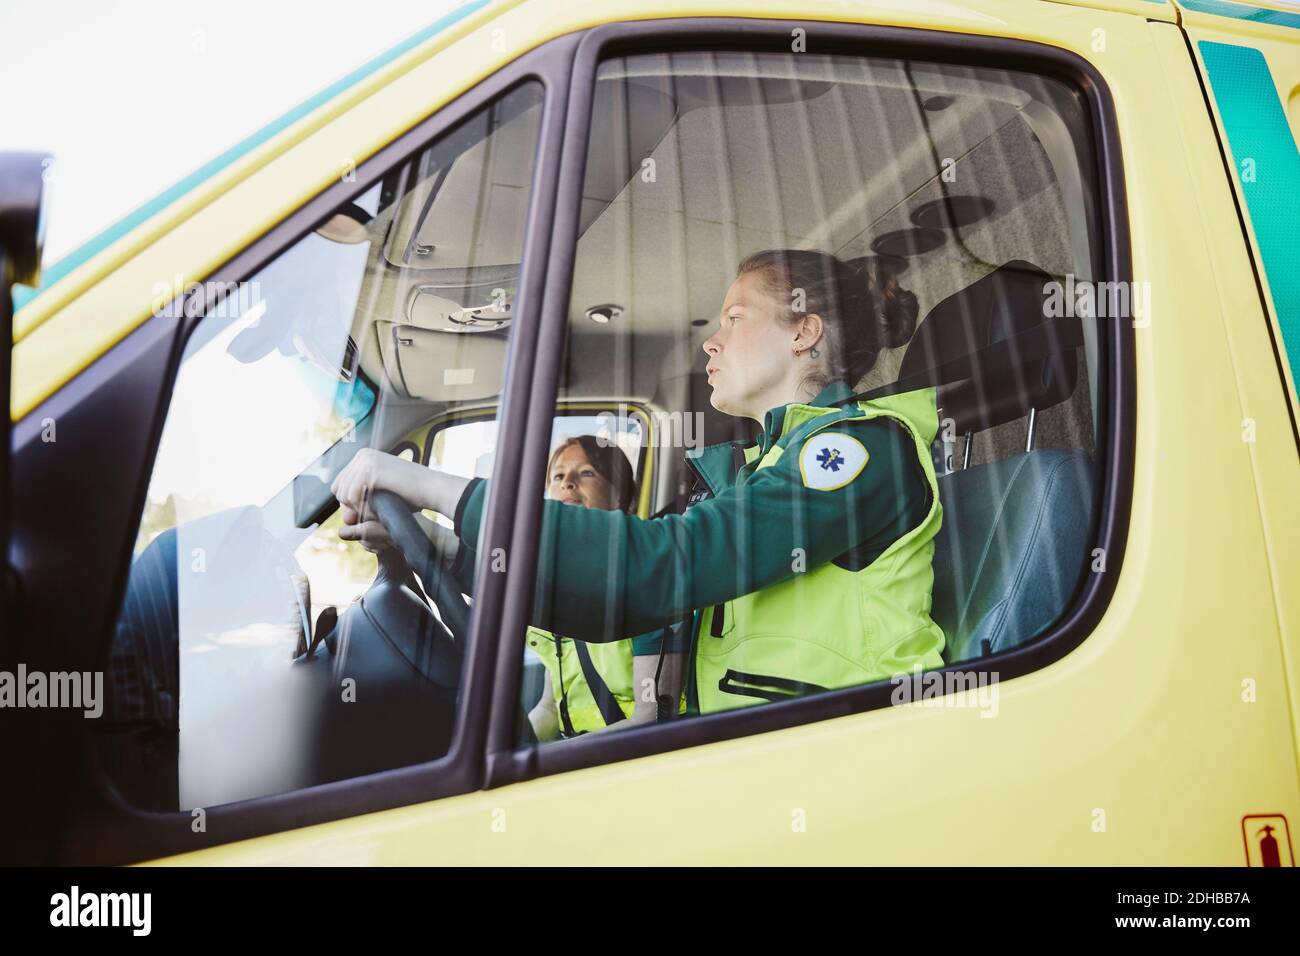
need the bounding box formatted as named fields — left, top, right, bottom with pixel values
left=900, top=259, right=1075, bottom=436
left=898, top=260, right=1094, bottom=663
left=930, top=449, right=1095, bottom=663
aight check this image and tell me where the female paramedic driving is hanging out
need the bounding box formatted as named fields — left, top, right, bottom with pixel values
left=333, top=249, right=946, bottom=715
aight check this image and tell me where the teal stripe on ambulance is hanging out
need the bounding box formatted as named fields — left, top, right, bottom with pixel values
left=1181, top=0, right=1300, bottom=31
left=1199, top=41, right=1300, bottom=398
left=14, top=0, right=492, bottom=314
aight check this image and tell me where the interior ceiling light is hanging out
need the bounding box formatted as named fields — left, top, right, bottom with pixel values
left=910, top=195, right=996, bottom=230
left=869, top=227, right=946, bottom=259
left=585, top=303, right=623, bottom=324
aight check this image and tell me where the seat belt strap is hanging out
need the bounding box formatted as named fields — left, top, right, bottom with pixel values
left=573, top=640, right=627, bottom=727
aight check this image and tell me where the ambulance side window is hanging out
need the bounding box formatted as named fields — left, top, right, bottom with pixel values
left=98, top=81, right=546, bottom=813
left=520, top=47, right=1108, bottom=744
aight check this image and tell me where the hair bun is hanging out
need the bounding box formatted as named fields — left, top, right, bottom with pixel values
left=879, top=282, right=919, bottom=349
left=856, top=256, right=916, bottom=350
left=736, top=248, right=918, bottom=388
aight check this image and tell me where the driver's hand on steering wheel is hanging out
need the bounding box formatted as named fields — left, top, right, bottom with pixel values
left=331, top=448, right=433, bottom=523
left=338, top=505, right=460, bottom=566
left=336, top=516, right=398, bottom=554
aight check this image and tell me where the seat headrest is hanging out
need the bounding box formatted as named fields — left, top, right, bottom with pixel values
left=900, top=260, right=1077, bottom=434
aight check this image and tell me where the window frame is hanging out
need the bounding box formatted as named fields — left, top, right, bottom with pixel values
left=64, top=33, right=580, bottom=864
left=484, top=17, right=1136, bottom=789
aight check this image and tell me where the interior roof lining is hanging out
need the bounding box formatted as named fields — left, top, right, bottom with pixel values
left=602, top=51, right=1037, bottom=109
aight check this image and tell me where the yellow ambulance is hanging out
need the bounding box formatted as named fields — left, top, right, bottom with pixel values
left=2, top=0, right=1298, bottom=865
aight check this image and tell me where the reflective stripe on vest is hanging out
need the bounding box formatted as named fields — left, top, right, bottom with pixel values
left=525, top=627, right=636, bottom=735
left=693, top=387, right=947, bottom=714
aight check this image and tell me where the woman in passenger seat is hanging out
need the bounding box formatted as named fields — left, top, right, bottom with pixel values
left=334, top=250, right=946, bottom=715
left=523, top=435, right=685, bottom=740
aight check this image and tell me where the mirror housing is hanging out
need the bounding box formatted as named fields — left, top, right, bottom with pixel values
left=1, top=150, right=53, bottom=625
left=0, top=152, right=50, bottom=288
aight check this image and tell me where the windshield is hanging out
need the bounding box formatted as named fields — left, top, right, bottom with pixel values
left=136, top=213, right=379, bottom=552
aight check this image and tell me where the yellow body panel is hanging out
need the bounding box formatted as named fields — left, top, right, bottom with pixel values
left=1178, top=2, right=1300, bottom=843
left=45, top=0, right=1284, bottom=864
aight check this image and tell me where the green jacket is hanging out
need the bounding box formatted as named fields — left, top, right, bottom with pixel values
left=453, top=381, right=945, bottom=712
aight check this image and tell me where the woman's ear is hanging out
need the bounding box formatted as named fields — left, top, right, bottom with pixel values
left=793, top=312, right=824, bottom=353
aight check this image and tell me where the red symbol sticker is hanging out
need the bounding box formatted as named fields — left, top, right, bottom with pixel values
left=1241, top=814, right=1294, bottom=866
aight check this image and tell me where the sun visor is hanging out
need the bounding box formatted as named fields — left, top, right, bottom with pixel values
left=376, top=319, right=506, bottom=401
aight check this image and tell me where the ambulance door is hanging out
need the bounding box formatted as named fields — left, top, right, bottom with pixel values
left=1176, top=0, right=1300, bottom=785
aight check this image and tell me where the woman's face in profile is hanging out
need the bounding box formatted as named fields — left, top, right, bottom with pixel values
left=547, top=443, right=619, bottom=511
left=703, top=270, right=797, bottom=419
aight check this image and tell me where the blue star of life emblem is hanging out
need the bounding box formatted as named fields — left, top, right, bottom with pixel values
left=816, top=447, right=843, bottom=472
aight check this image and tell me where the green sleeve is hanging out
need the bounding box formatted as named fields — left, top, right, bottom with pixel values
left=447, top=542, right=476, bottom=595
left=452, top=419, right=927, bottom=642
left=630, top=625, right=689, bottom=657
left=446, top=476, right=486, bottom=595
left=444, top=542, right=676, bottom=652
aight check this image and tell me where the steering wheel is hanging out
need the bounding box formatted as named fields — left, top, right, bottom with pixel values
left=369, top=489, right=472, bottom=645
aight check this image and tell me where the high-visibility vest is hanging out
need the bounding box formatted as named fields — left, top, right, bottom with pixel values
left=525, top=627, right=636, bottom=736
left=692, top=388, right=946, bottom=713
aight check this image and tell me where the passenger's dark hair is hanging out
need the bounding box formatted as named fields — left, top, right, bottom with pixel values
left=736, top=249, right=920, bottom=394
left=546, top=435, right=637, bottom=513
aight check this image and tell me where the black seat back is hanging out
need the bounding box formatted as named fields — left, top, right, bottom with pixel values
left=902, top=260, right=1076, bottom=434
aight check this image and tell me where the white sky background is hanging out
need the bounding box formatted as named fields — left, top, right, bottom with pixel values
left=0, top=0, right=462, bottom=264
left=5, top=0, right=1300, bottom=264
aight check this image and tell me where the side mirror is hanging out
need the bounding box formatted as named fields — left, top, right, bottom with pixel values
left=1, top=150, right=53, bottom=622
left=0, top=152, right=51, bottom=288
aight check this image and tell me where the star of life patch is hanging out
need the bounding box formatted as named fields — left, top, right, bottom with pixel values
left=799, top=432, right=869, bottom=490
